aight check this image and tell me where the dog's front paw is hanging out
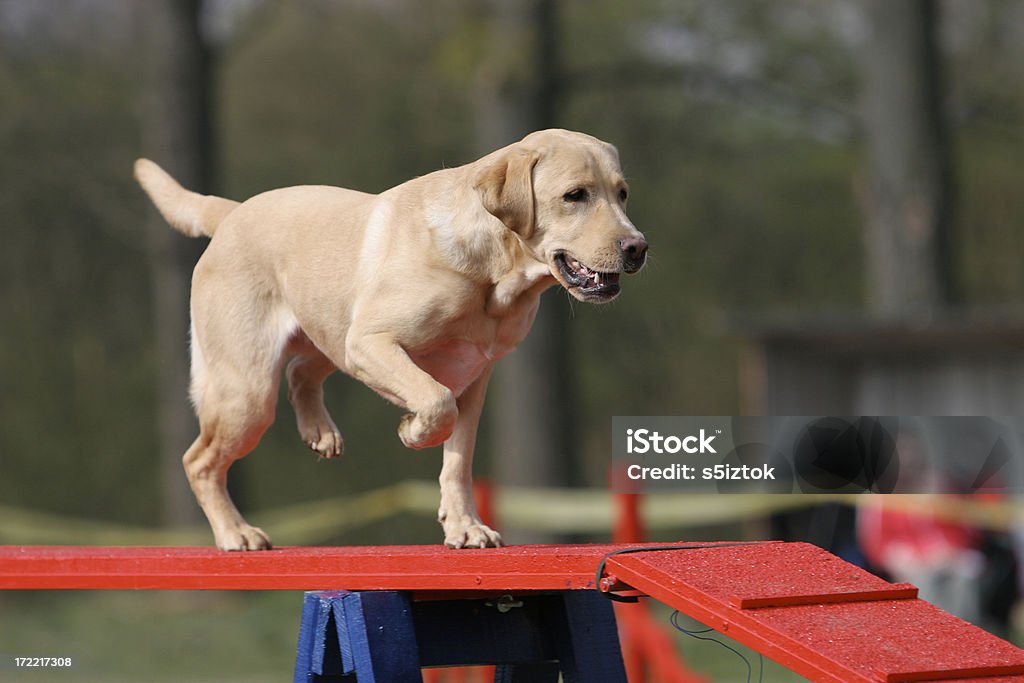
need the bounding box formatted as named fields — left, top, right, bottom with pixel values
left=215, top=523, right=272, bottom=551
left=399, top=413, right=451, bottom=449
left=443, top=519, right=504, bottom=549
left=398, top=393, right=457, bottom=449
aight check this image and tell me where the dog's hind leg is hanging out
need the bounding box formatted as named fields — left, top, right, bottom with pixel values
left=286, top=340, right=342, bottom=458
left=183, top=401, right=276, bottom=551
left=185, top=288, right=293, bottom=551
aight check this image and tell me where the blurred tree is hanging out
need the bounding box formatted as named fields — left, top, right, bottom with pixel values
left=4, top=0, right=1024, bottom=550
left=475, top=0, right=578, bottom=542
left=138, top=0, right=214, bottom=528
left=860, top=0, right=957, bottom=315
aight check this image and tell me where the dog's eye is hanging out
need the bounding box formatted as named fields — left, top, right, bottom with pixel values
left=619, top=188, right=629, bottom=203
left=563, top=188, right=589, bottom=203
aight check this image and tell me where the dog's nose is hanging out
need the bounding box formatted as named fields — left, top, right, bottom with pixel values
left=619, top=235, right=648, bottom=272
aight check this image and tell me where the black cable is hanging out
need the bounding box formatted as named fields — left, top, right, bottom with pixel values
left=670, top=611, right=764, bottom=683
left=594, top=542, right=770, bottom=681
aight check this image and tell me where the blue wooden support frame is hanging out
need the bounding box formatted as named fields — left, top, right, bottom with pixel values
left=293, top=590, right=627, bottom=682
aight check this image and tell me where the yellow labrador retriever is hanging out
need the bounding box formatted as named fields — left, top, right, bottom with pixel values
left=135, top=129, right=647, bottom=550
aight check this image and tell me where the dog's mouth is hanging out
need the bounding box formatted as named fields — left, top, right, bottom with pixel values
left=553, top=252, right=621, bottom=302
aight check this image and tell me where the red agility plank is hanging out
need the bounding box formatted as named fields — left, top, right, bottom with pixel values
left=758, top=601, right=1024, bottom=682
left=0, top=542, right=736, bottom=591
left=605, top=542, right=1024, bottom=683
left=614, top=541, right=909, bottom=607
left=6, top=541, right=1024, bottom=683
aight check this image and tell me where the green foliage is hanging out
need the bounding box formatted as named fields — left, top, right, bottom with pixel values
left=220, top=1, right=477, bottom=195
left=1, top=0, right=1023, bottom=531
left=0, top=52, right=161, bottom=524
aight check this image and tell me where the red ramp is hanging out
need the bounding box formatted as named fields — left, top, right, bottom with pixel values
left=604, top=542, right=1024, bottom=683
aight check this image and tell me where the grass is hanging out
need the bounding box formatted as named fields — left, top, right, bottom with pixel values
left=6, top=589, right=1017, bottom=682
left=0, top=591, right=297, bottom=683
left=0, top=590, right=816, bottom=683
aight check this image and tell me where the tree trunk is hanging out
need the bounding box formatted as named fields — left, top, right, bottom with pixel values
left=138, top=0, right=214, bottom=528
left=476, top=0, right=577, bottom=543
left=860, top=0, right=956, bottom=316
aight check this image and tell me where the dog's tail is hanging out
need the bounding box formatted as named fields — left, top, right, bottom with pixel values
left=133, top=158, right=240, bottom=238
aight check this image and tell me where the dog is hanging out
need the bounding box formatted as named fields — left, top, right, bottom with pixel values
left=135, top=129, right=647, bottom=550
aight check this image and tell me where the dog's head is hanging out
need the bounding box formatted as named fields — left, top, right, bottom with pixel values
left=475, top=129, right=648, bottom=303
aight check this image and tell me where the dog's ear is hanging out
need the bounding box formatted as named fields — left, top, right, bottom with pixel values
left=475, top=148, right=540, bottom=237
